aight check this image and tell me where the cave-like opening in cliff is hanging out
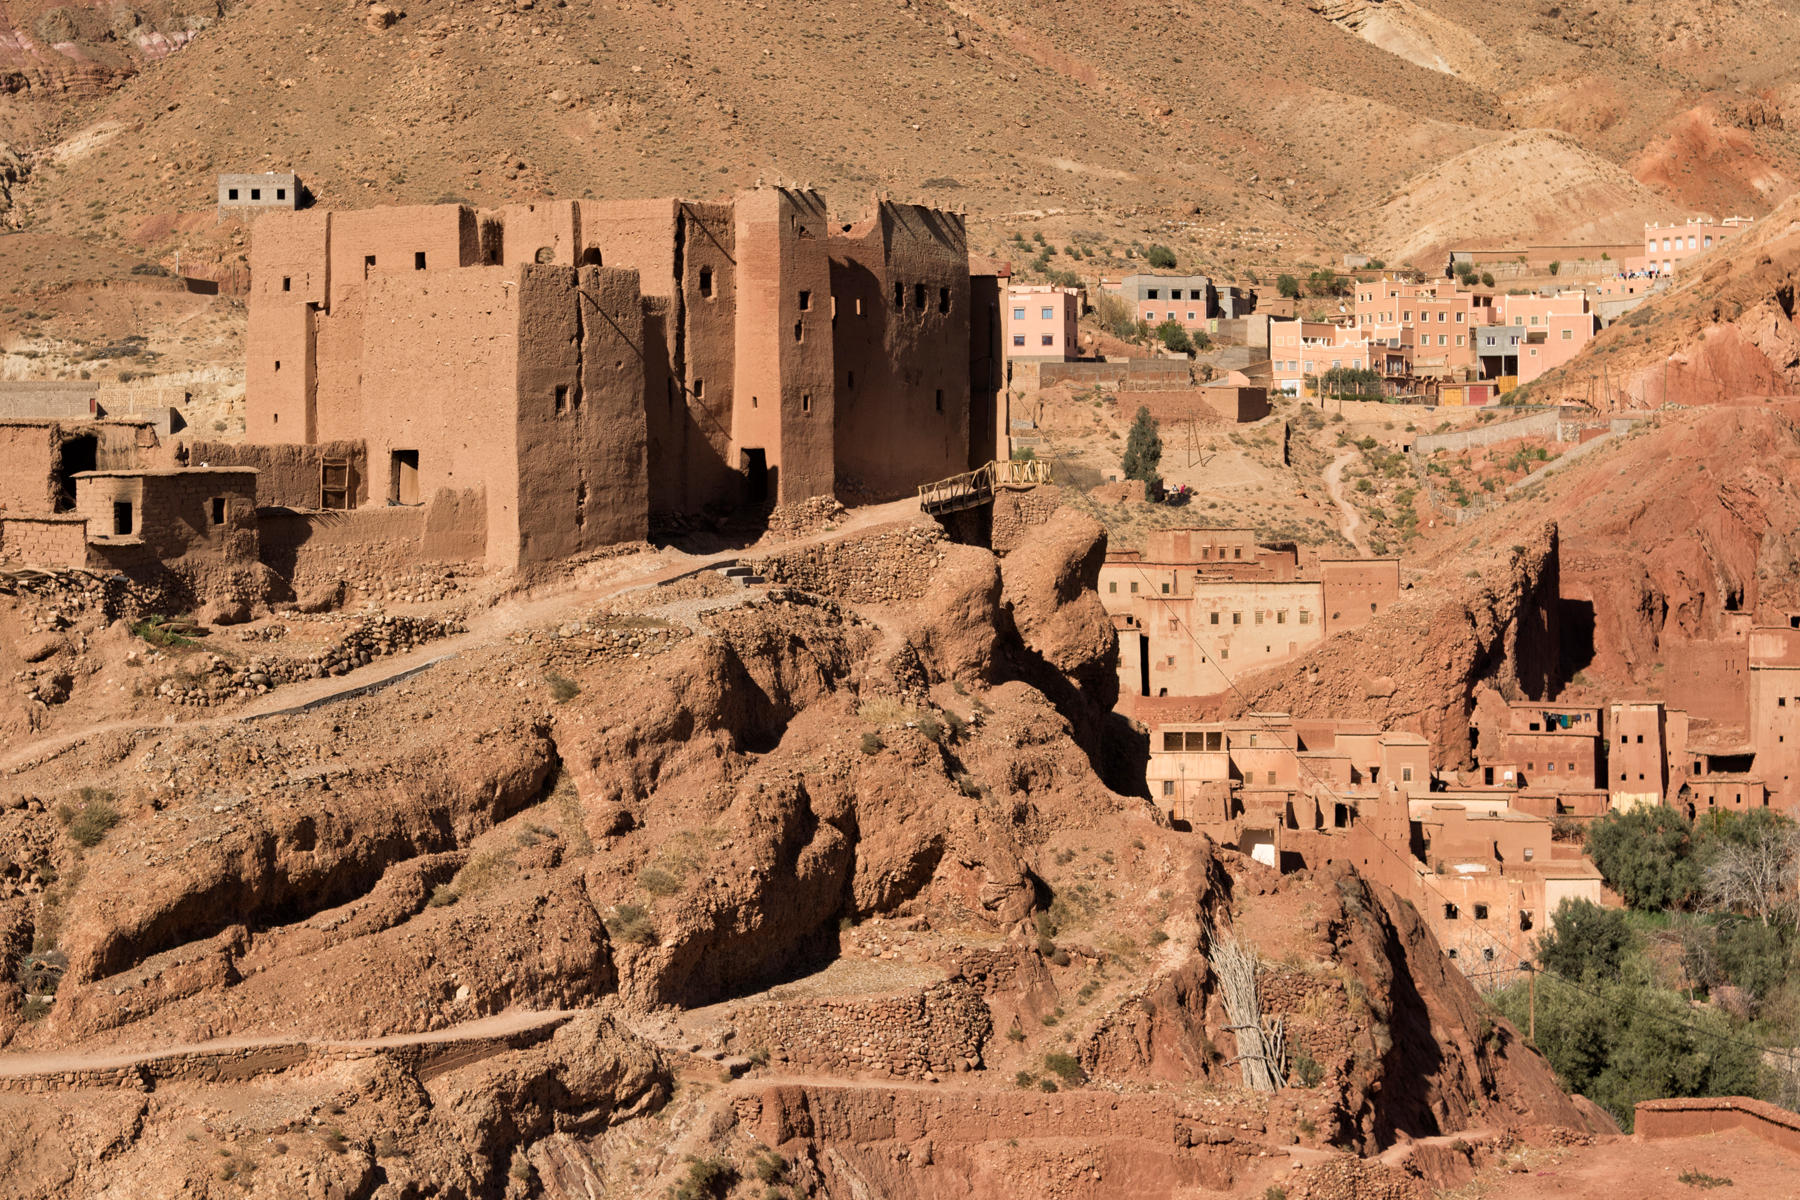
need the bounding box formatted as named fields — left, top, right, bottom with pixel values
left=1556, top=597, right=1595, bottom=685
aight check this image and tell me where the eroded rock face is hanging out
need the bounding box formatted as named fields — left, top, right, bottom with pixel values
left=0, top=515, right=1609, bottom=1196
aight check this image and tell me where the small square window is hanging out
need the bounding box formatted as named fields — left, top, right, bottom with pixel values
left=1041, top=307, right=1054, bottom=320
left=1163, top=780, right=1174, bottom=796
left=250, top=188, right=261, bottom=200
left=1209, top=612, right=1219, bottom=625
left=276, top=188, right=286, bottom=200
left=1129, top=582, right=1139, bottom=593
left=1012, top=307, right=1025, bottom=320
left=1108, top=581, right=1117, bottom=593
left=227, top=188, right=239, bottom=200
left=1041, top=335, right=1053, bottom=346
left=1012, top=334, right=1025, bottom=347
left=1473, top=904, right=1488, bottom=920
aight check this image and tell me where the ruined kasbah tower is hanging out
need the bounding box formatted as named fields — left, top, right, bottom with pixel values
left=242, top=188, right=1005, bottom=568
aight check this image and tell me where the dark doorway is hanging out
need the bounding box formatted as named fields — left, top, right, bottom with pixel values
left=52, top=434, right=97, bottom=512
left=1136, top=633, right=1151, bottom=697
left=389, top=450, right=420, bottom=506
left=742, top=448, right=768, bottom=506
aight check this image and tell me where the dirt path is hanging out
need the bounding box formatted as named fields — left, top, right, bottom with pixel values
left=1323, top=450, right=1371, bottom=556
left=0, top=1008, right=573, bottom=1080
left=1, top=498, right=922, bottom=774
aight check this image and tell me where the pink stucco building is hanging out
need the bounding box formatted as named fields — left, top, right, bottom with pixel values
left=1005, top=284, right=1081, bottom=361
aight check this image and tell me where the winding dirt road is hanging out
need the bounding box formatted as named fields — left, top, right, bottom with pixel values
left=1323, top=450, right=1372, bottom=556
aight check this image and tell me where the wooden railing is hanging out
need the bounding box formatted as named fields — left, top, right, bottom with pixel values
left=918, top=459, right=1053, bottom=514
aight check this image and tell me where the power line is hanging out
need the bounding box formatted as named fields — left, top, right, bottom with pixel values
left=1117, top=560, right=1799, bottom=1064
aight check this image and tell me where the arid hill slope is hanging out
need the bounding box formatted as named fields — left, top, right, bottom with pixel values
left=0, top=0, right=1796, bottom=283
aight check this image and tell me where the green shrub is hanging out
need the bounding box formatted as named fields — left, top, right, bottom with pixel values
left=605, top=903, right=658, bottom=945
left=859, top=731, right=884, bottom=755
left=58, top=789, right=120, bottom=848
left=672, top=1155, right=737, bottom=1200
left=1289, top=1048, right=1324, bottom=1087
left=1043, top=1052, right=1086, bottom=1084
left=752, top=1152, right=790, bottom=1185
left=639, top=866, right=682, bottom=896
left=1145, top=244, right=1177, bottom=269
left=546, top=673, right=581, bottom=702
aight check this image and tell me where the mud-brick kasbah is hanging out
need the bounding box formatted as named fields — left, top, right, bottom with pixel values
left=0, top=186, right=1007, bottom=586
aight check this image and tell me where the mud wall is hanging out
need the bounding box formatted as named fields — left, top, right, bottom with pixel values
left=0, top=515, right=88, bottom=566
left=186, top=439, right=368, bottom=509
left=1635, top=1097, right=1800, bottom=1154
left=831, top=202, right=973, bottom=499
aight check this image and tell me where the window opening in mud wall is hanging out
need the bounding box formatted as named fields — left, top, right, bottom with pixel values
left=798, top=289, right=811, bottom=311
left=112, top=501, right=134, bottom=537
left=580, top=248, right=603, bottom=266
left=555, top=385, right=569, bottom=414
left=52, top=434, right=97, bottom=513
left=576, top=482, right=587, bottom=529
left=935, top=388, right=944, bottom=412
left=282, top=276, right=292, bottom=292
left=939, top=287, right=950, bottom=313
left=390, top=450, right=420, bottom=506
left=914, top=283, right=926, bottom=310
left=699, top=267, right=713, bottom=297
left=415, top=251, right=427, bottom=270
left=363, top=254, right=376, bottom=279
left=535, top=246, right=557, bottom=264
left=210, top=497, right=226, bottom=525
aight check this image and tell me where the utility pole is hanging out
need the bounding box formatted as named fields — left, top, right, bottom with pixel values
left=1527, top=963, right=1536, bottom=1043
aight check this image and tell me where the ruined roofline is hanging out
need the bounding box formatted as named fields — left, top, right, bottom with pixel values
left=72, top=467, right=257, bottom=479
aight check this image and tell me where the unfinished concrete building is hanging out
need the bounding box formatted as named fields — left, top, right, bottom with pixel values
left=238, top=188, right=1004, bottom=569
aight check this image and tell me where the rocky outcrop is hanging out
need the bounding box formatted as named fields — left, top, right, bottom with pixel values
left=1204, top=521, right=1564, bottom=768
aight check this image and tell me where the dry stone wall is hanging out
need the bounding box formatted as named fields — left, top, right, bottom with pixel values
left=737, top=980, right=991, bottom=1080
left=992, top=485, right=1065, bottom=556
left=750, top=523, right=948, bottom=603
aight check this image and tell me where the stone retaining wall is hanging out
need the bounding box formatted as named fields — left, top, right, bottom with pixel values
left=750, top=523, right=948, bottom=603
left=736, top=981, right=991, bottom=1080
left=991, top=485, right=1063, bottom=556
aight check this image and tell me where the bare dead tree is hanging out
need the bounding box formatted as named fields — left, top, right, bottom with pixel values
left=1702, top=824, right=1800, bottom=929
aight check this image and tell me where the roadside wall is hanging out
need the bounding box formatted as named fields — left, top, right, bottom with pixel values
left=1635, top=1097, right=1800, bottom=1153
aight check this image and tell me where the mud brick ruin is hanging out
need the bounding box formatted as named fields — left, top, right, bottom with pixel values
left=0, top=188, right=1006, bottom=599
left=230, top=187, right=1004, bottom=569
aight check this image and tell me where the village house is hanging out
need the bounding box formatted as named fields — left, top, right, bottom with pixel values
left=1108, top=273, right=1217, bottom=333
left=1625, top=216, right=1752, bottom=276
left=1267, top=317, right=1377, bottom=398
left=1144, top=712, right=1606, bottom=974
left=1005, top=283, right=1082, bottom=362
left=1100, top=528, right=1400, bottom=706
